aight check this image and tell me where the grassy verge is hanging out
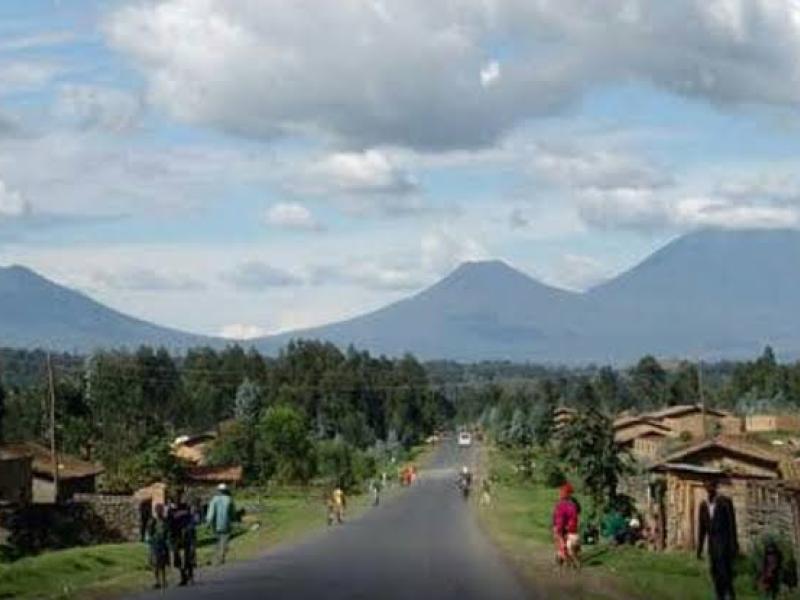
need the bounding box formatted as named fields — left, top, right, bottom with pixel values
left=479, top=445, right=764, bottom=600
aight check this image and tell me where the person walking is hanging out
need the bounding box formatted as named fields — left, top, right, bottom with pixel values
left=146, top=503, right=170, bottom=590
left=370, top=477, right=381, bottom=506
left=206, top=483, right=236, bottom=566
left=168, top=491, right=197, bottom=586
left=331, top=486, right=346, bottom=524
left=552, top=482, right=580, bottom=570
left=697, top=478, right=739, bottom=600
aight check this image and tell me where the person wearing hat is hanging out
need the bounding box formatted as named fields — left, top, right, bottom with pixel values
left=206, top=483, right=236, bottom=566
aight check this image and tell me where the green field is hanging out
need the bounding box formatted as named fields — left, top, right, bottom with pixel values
left=479, top=445, right=771, bottom=600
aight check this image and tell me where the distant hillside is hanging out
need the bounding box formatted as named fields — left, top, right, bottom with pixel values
left=4, top=228, right=800, bottom=362
left=0, top=265, right=214, bottom=352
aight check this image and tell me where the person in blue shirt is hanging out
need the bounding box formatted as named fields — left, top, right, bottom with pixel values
left=206, top=483, right=236, bottom=565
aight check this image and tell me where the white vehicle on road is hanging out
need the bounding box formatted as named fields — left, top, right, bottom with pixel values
left=458, top=431, right=472, bottom=447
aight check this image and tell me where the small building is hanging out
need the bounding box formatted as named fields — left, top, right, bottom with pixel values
left=553, top=407, right=576, bottom=432
left=647, top=404, right=743, bottom=439
left=614, top=416, right=675, bottom=462
left=185, top=465, right=243, bottom=488
left=649, top=436, right=798, bottom=552
left=0, top=451, right=33, bottom=505
left=1, top=442, right=104, bottom=504
left=746, top=414, right=800, bottom=433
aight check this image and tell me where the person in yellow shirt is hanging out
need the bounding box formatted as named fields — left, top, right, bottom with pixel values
left=331, top=486, right=346, bottom=524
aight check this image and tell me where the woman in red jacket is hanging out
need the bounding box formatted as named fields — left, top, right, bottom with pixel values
left=552, top=482, right=581, bottom=570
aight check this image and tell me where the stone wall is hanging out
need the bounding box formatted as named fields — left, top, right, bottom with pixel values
left=73, top=494, right=143, bottom=542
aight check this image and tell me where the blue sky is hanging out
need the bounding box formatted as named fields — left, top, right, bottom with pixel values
left=3, top=0, right=800, bottom=338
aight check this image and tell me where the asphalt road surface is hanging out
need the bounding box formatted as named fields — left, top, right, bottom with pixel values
left=134, top=441, right=535, bottom=600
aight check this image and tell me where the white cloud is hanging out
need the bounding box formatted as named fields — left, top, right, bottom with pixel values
left=0, top=60, right=60, bottom=95
left=92, top=267, right=205, bottom=291
left=672, top=196, right=800, bottom=230
left=105, top=0, right=800, bottom=151
left=0, top=179, right=30, bottom=219
left=0, top=31, right=80, bottom=51
left=219, top=323, right=267, bottom=339
left=421, top=226, right=488, bottom=273
left=54, top=84, right=143, bottom=133
left=312, top=150, right=417, bottom=195
left=533, top=144, right=671, bottom=191
left=222, top=261, right=303, bottom=290
left=554, top=253, right=612, bottom=291
left=311, top=260, right=427, bottom=291
left=264, top=202, right=322, bottom=231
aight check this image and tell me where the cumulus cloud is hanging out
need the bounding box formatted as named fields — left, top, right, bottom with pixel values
left=223, top=261, right=303, bottom=290
left=54, top=84, right=143, bottom=133
left=219, top=323, right=267, bottom=339
left=264, top=202, right=322, bottom=231
left=311, top=260, right=427, bottom=292
left=92, top=267, right=205, bottom=291
left=105, top=0, right=800, bottom=151
left=0, top=31, right=80, bottom=51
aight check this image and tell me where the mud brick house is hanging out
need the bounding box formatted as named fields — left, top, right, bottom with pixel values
left=1, top=442, right=104, bottom=504
left=648, top=404, right=743, bottom=439
left=614, top=415, right=675, bottom=462
left=746, top=414, right=800, bottom=433
left=553, top=407, right=576, bottom=433
left=649, top=437, right=800, bottom=555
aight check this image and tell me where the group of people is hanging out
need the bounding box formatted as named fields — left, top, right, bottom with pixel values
left=144, top=483, right=237, bottom=590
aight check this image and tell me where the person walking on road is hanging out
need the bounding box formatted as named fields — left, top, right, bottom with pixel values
left=206, top=483, right=236, bottom=566
left=697, top=478, right=739, bottom=600
left=552, top=482, right=580, bottom=570
left=370, top=478, right=381, bottom=506
left=331, top=486, right=346, bottom=524
left=146, top=503, right=170, bottom=590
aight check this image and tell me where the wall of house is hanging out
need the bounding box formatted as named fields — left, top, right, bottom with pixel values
left=0, top=457, right=32, bottom=505
left=73, top=494, right=142, bottom=542
left=33, top=476, right=97, bottom=504
left=747, top=415, right=800, bottom=433
left=632, top=436, right=667, bottom=461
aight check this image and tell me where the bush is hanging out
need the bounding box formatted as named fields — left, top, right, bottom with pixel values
left=749, top=534, right=798, bottom=593
left=540, top=454, right=566, bottom=488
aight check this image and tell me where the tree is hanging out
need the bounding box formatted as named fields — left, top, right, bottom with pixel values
left=532, top=379, right=558, bottom=446
left=254, top=405, right=315, bottom=483
left=630, top=355, right=667, bottom=410
left=0, top=380, right=5, bottom=444
left=558, top=407, right=630, bottom=516
left=234, top=378, right=264, bottom=425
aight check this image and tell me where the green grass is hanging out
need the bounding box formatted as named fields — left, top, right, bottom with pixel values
left=480, top=445, right=771, bottom=600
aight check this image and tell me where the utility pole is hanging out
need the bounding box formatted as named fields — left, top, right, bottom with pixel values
left=47, top=353, right=59, bottom=503
left=698, top=359, right=707, bottom=439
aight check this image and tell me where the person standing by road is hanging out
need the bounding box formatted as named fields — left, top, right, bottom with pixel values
left=370, top=477, right=381, bottom=506
left=697, top=478, right=739, bottom=600
left=206, top=483, right=236, bottom=566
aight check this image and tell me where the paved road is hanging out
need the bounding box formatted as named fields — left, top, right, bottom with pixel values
left=134, top=441, right=534, bottom=600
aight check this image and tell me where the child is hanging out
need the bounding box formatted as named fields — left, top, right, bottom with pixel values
left=759, top=541, right=783, bottom=599
left=147, top=504, right=170, bottom=589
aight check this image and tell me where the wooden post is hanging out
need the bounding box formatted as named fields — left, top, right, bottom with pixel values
left=47, top=353, right=59, bottom=503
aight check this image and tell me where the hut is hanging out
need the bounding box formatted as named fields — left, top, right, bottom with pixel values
left=0, top=442, right=104, bottom=504
left=171, top=432, right=216, bottom=466
left=614, top=416, right=675, bottom=462
left=746, top=414, right=800, bottom=433
left=649, top=436, right=799, bottom=552
left=647, top=404, right=743, bottom=439
left=0, top=450, right=33, bottom=505
left=553, top=407, right=576, bottom=433
left=185, top=465, right=243, bottom=488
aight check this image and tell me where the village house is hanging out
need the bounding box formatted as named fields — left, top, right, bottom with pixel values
left=647, top=437, right=800, bottom=557
left=0, top=450, right=33, bottom=506
left=613, top=415, right=675, bottom=462
left=746, top=414, right=800, bottom=433
left=553, top=407, right=576, bottom=433
left=647, top=404, right=743, bottom=439
left=0, top=442, right=104, bottom=504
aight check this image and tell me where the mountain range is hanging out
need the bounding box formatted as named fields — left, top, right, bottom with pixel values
left=2, top=228, right=800, bottom=363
